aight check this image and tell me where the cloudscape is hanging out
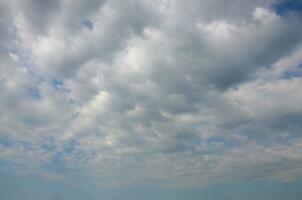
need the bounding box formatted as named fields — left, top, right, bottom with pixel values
left=1, top=0, right=302, bottom=199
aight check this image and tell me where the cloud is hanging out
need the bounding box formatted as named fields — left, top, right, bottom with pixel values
left=0, top=0, right=302, bottom=188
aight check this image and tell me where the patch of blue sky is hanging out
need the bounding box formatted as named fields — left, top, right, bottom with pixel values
left=41, top=139, right=56, bottom=152
left=0, top=136, right=14, bottom=148
left=8, top=48, right=19, bottom=55
left=273, top=0, right=302, bottom=16
left=50, top=78, right=71, bottom=94
left=8, top=47, right=45, bottom=87
left=50, top=143, right=77, bottom=166
left=10, top=48, right=73, bottom=105
left=63, top=139, right=78, bottom=154
left=0, top=137, right=38, bottom=151
left=27, top=88, right=42, bottom=99
left=282, top=68, right=302, bottom=79
left=81, top=19, right=94, bottom=30
left=8, top=48, right=33, bottom=71
left=51, top=78, right=64, bottom=90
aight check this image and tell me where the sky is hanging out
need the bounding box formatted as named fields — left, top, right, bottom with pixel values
left=1, top=0, right=302, bottom=199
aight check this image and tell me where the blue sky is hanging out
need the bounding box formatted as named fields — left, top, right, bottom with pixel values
left=1, top=0, right=302, bottom=199
left=274, top=0, right=302, bottom=15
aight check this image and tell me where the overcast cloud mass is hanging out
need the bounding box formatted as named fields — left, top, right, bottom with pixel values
left=1, top=0, right=302, bottom=199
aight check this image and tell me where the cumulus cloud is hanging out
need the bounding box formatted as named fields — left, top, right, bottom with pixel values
left=0, top=0, right=302, bottom=188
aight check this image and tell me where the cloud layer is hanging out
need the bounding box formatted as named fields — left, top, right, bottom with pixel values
left=1, top=0, right=302, bottom=188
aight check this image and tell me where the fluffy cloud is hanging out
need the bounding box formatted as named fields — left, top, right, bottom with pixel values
left=0, top=0, right=302, bottom=188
